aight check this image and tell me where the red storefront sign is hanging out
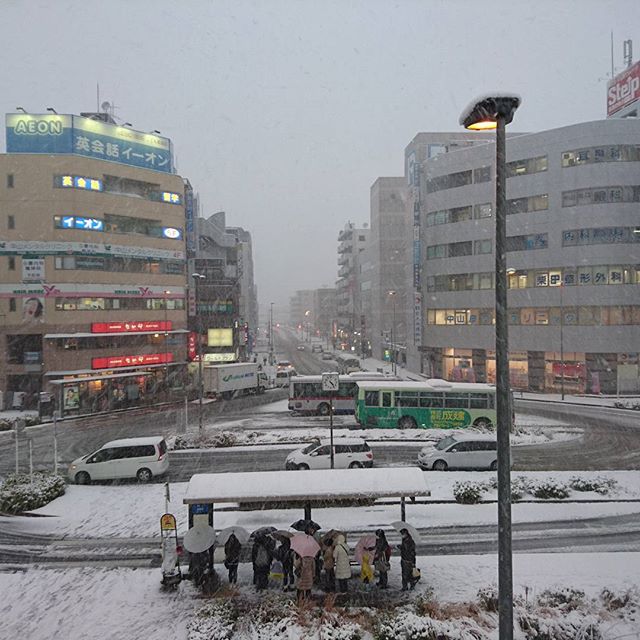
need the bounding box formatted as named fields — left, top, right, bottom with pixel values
left=91, top=321, right=172, bottom=333
left=187, top=332, right=197, bottom=361
left=92, top=353, right=174, bottom=370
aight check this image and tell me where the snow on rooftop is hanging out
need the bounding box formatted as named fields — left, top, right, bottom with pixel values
left=183, top=467, right=430, bottom=504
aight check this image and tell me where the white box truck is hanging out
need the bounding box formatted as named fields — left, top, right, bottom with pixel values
left=202, top=363, right=267, bottom=399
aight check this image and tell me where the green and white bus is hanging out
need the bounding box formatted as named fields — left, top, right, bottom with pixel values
left=354, top=379, right=499, bottom=429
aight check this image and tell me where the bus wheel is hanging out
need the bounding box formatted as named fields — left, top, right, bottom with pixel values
left=433, top=460, right=448, bottom=471
left=473, top=418, right=493, bottom=430
left=317, top=403, right=331, bottom=416
left=398, top=416, right=417, bottom=430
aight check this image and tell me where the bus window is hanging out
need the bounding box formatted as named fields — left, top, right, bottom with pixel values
left=445, top=393, right=469, bottom=408
left=382, top=392, right=392, bottom=407
left=397, top=392, right=418, bottom=407
left=365, top=390, right=379, bottom=406
left=469, top=393, right=489, bottom=409
left=420, top=392, right=443, bottom=408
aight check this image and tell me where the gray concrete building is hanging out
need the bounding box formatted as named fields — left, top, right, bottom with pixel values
left=368, top=177, right=410, bottom=364
left=335, top=221, right=369, bottom=349
left=407, top=119, right=640, bottom=394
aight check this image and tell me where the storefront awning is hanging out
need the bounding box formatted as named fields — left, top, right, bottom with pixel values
left=45, top=361, right=188, bottom=377
left=44, top=330, right=189, bottom=339
left=49, top=371, right=153, bottom=385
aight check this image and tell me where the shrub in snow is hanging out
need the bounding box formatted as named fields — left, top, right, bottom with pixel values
left=530, top=481, right=570, bottom=500
left=600, top=586, right=639, bottom=617
left=476, top=587, right=499, bottom=613
left=0, top=473, right=66, bottom=514
left=487, top=475, right=529, bottom=501
left=0, top=419, right=12, bottom=432
left=537, top=587, right=585, bottom=612
left=187, top=601, right=237, bottom=640
left=374, top=611, right=486, bottom=640
left=569, top=476, right=617, bottom=495
left=453, top=481, right=485, bottom=504
left=518, top=611, right=602, bottom=640
left=211, top=432, right=238, bottom=448
left=321, top=620, right=363, bottom=640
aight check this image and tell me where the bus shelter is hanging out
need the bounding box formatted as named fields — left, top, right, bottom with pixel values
left=183, top=467, right=431, bottom=533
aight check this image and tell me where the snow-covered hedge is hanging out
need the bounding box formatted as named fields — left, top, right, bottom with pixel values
left=0, top=472, right=66, bottom=513
left=0, top=415, right=41, bottom=431
left=453, top=481, right=484, bottom=504
left=530, top=480, right=570, bottom=500
left=173, top=432, right=238, bottom=450
left=568, top=476, right=617, bottom=495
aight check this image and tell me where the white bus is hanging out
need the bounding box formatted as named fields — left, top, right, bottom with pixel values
left=288, top=373, right=400, bottom=416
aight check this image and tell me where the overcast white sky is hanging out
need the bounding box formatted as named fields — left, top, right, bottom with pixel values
left=1, top=0, right=638, bottom=312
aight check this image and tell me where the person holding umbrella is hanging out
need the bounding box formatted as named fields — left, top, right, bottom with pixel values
left=293, top=552, right=315, bottom=603
left=290, top=532, right=320, bottom=604
left=322, top=537, right=336, bottom=591
left=276, top=536, right=295, bottom=592
left=374, top=529, right=392, bottom=589
left=252, top=532, right=273, bottom=590
left=333, top=534, right=351, bottom=594
left=224, top=532, right=242, bottom=584
left=399, top=528, right=418, bottom=591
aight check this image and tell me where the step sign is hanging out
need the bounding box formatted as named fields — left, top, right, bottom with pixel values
left=322, top=372, right=339, bottom=392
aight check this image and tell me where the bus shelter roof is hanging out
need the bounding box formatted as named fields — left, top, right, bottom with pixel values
left=183, top=467, right=430, bottom=505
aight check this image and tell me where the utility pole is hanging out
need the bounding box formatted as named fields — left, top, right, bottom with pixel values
left=192, top=273, right=206, bottom=437
left=269, top=302, right=274, bottom=366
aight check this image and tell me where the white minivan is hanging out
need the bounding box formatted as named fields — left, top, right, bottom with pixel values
left=417, top=434, right=498, bottom=471
left=68, top=436, right=169, bottom=484
left=285, top=437, right=374, bottom=470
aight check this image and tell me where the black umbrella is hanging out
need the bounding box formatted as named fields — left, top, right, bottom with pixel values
left=291, top=519, right=321, bottom=533
left=250, top=526, right=277, bottom=539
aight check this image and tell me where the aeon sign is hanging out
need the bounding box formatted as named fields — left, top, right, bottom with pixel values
left=607, top=60, right=640, bottom=116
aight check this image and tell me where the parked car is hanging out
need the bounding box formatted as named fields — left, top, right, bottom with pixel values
left=285, top=437, right=373, bottom=470
left=417, top=434, right=498, bottom=471
left=68, top=436, right=169, bottom=484
left=311, top=344, right=323, bottom=353
left=321, top=352, right=334, bottom=360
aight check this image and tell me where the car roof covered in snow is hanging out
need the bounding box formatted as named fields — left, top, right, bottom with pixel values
left=102, top=436, right=164, bottom=448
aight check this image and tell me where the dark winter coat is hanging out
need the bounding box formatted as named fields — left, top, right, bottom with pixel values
left=224, top=534, right=242, bottom=566
left=400, top=534, right=416, bottom=566
left=252, top=537, right=273, bottom=569
left=374, top=530, right=391, bottom=569
left=276, top=539, right=293, bottom=570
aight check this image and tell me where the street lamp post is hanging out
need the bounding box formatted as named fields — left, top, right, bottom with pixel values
left=269, top=302, right=274, bottom=365
left=460, top=93, right=521, bottom=640
left=163, top=290, right=170, bottom=402
left=559, top=282, right=565, bottom=401
left=388, top=291, right=397, bottom=375
left=191, top=273, right=206, bottom=437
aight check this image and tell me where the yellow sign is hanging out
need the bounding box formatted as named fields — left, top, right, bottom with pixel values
left=160, top=513, right=177, bottom=531
left=207, top=328, right=233, bottom=347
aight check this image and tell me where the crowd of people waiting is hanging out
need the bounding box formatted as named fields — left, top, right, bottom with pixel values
left=222, top=523, right=420, bottom=602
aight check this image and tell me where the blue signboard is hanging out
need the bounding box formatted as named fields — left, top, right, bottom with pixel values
left=55, top=216, right=104, bottom=232
left=6, top=113, right=174, bottom=174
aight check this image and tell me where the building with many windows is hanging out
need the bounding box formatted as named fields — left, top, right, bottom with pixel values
left=0, top=111, right=189, bottom=415
left=335, top=221, right=369, bottom=350
left=190, top=212, right=259, bottom=363
left=408, top=118, right=640, bottom=394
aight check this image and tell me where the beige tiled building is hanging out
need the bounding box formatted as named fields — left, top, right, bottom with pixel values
left=0, top=149, right=189, bottom=415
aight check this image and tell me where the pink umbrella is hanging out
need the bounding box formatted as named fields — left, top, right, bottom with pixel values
left=290, top=533, right=321, bottom=558
left=354, top=534, right=377, bottom=564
